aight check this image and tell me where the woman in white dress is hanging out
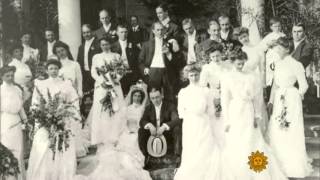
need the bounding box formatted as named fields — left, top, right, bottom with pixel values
left=268, top=37, right=312, bottom=179
left=89, top=37, right=126, bottom=148
left=8, top=44, right=33, bottom=102
left=199, top=45, right=227, bottom=146
left=53, top=41, right=89, bottom=157
left=237, top=27, right=268, bottom=135
left=21, top=32, right=39, bottom=63
left=174, top=63, right=222, bottom=180
left=77, top=81, right=152, bottom=180
left=221, top=51, right=288, bottom=180
left=27, top=59, right=81, bottom=180
left=53, top=41, right=83, bottom=97
left=0, top=66, right=26, bottom=180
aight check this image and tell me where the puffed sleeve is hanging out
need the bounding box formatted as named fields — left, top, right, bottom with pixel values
left=91, top=54, right=104, bottom=84
left=199, top=65, right=209, bottom=87
left=296, top=62, right=309, bottom=97
left=205, top=87, right=215, bottom=118
left=31, top=79, right=41, bottom=107
left=74, top=62, right=83, bottom=97
left=177, top=88, right=186, bottom=119
left=221, top=75, right=231, bottom=127
left=252, top=75, right=263, bottom=119
left=65, top=81, right=81, bottom=112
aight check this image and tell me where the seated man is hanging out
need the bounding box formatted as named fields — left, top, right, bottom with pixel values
left=138, top=87, right=182, bottom=166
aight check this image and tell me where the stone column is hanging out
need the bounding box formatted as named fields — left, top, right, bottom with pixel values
left=241, top=0, right=265, bottom=45
left=57, top=0, right=81, bottom=59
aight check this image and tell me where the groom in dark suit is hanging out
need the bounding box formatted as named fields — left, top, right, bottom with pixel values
left=138, top=88, right=182, bottom=158
left=111, top=24, right=141, bottom=95
left=139, top=21, right=184, bottom=103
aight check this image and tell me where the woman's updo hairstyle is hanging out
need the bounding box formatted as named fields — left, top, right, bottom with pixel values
left=45, top=59, right=62, bottom=69
left=275, top=36, right=294, bottom=53
left=228, top=50, right=248, bottom=62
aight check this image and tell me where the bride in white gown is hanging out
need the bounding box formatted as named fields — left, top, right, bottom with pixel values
left=174, top=63, right=222, bottom=180
left=89, top=37, right=126, bottom=148
left=221, top=51, right=288, bottom=180
left=77, top=82, right=152, bottom=180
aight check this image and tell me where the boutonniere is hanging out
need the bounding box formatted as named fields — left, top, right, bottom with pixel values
left=110, top=30, right=117, bottom=36
left=90, top=46, right=95, bottom=50
left=128, top=43, right=132, bottom=49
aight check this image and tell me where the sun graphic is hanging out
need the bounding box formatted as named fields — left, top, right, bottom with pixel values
left=248, top=150, right=268, bottom=173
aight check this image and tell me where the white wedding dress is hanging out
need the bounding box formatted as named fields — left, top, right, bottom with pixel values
left=76, top=85, right=152, bottom=180
left=0, top=82, right=26, bottom=180
left=268, top=56, right=313, bottom=178
left=174, top=84, right=222, bottom=180
left=27, top=78, right=81, bottom=180
left=221, top=70, right=288, bottom=180
left=200, top=62, right=228, bottom=146
left=89, top=52, right=126, bottom=146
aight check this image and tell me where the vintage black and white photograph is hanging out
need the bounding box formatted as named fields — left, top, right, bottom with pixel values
left=0, top=0, right=320, bottom=179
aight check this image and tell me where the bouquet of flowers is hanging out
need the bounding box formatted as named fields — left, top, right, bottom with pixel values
left=27, top=88, right=80, bottom=159
left=96, top=60, right=124, bottom=116
left=276, top=94, right=290, bottom=130
left=0, top=143, right=20, bottom=178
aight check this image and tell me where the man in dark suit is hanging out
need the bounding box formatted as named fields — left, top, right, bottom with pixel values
left=128, top=15, right=149, bottom=49
left=218, top=15, right=234, bottom=42
left=40, top=28, right=57, bottom=62
left=138, top=88, right=182, bottom=158
left=180, top=18, right=207, bottom=65
left=152, top=4, right=180, bottom=40
left=291, top=22, right=313, bottom=69
left=77, top=24, right=101, bottom=97
left=218, top=16, right=242, bottom=53
left=94, top=9, right=117, bottom=42
left=196, top=20, right=222, bottom=63
left=111, top=24, right=140, bottom=96
left=139, top=22, right=183, bottom=103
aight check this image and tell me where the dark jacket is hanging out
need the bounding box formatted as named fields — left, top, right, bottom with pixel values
left=128, top=25, right=149, bottom=45
left=291, top=39, right=313, bottom=69
left=138, top=38, right=184, bottom=75
left=76, top=37, right=101, bottom=73
left=111, top=40, right=140, bottom=74
left=94, top=23, right=118, bottom=42
left=139, top=101, right=181, bottom=129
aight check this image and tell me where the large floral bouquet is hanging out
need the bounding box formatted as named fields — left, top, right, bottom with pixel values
left=96, top=60, right=124, bottom=116
left=27, top=88, right=80, bottom=159
left=0, top=143, right=20, bottom=178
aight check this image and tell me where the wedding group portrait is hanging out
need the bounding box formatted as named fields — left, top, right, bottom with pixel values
left=0, top=0, right=320, bottom=180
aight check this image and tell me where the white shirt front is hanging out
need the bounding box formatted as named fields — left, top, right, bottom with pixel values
left=161, top=17, right=170, bottom=28
left=132, top=25, right=139, bottom=32
left=22, top=44, right=39, bottom=63
left=150, top=38, right=165, bottom=68
left=294, top=38, right=305, bottom=50
left=220, top=30, right=230, bottom=40
left=84, top=37, right=95, bottom=71
left=103, top=23, right=112, bottom=33
left=119, top=39, right=128, bottom=61
left=187, top=30, right=197, bottom=64
left=47, top=40, right=56, bottom=58
left=155, top=102, right=162, bottom=127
